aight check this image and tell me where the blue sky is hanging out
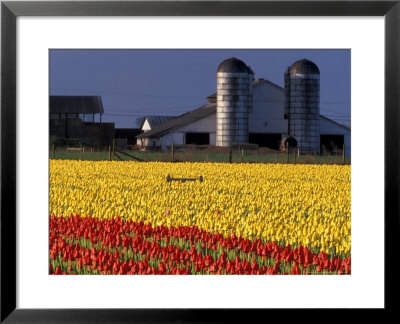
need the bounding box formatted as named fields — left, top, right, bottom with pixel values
left=50, top=49, right=350, bottom=129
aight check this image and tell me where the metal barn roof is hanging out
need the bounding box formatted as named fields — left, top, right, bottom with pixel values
left=142, top=116, right=177, bottom=130
left=252, top=78, right=283, bottom=91
left=137, top=103, right=216, bottom=138
left=320, top=115, right=351, bottom=131
left=207, top=79, right=283, bottom=100
left=50, top=96, right=104, bottom=114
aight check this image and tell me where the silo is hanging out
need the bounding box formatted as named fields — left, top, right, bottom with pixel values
left=216, top=57, right=253, bottom=147
left=286, top=59, right=320, bottom=154
left=283, top=66, right=291, bottom=135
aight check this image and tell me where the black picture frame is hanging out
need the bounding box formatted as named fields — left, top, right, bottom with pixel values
left=1, top=0, right=399, bottom=322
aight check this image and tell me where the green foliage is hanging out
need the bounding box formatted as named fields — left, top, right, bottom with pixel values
left=50, top=147, right=351, bottom=165
left=50, top=136, right=83, bottom=147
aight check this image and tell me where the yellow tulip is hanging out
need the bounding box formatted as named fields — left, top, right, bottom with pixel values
left=49, top=160, right=351, bottom=255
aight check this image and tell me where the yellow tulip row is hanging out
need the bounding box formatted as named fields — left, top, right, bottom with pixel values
left=49, top=160, right=351, bottom=255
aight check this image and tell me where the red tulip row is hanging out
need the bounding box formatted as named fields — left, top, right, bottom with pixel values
left=49, top=215, right=351, bottom=275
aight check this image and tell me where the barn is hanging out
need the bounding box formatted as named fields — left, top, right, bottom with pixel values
left=136, top=57, right=351, bottom=156
left=49, top=95, right=115, bottom=147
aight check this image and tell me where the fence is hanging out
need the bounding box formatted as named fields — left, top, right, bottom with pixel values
left=50, top=140, right=350, bottom=165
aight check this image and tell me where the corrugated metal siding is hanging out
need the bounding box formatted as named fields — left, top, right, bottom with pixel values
left=216, top=70, right=253, bottom=146
left=145, top=116, right=177, bottom=129
left=50, top=96, right=104, bottom=114
left=137, top=104, right=216, bottom=138
left=287, top=72, right=320, bottom=154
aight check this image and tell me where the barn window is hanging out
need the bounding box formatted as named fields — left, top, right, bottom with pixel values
left=249, top=133, right=282, bottom=150
left=185, top=133, right=210, bottom=145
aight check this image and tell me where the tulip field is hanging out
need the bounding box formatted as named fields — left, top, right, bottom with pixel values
left=49, top=160, right=351, bottom=275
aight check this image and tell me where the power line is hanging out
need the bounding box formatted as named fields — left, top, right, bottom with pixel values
left=51, top=88, right=207, bottom=100
left=102, top=113, right=350, bottom=121
left=50, top=89, right=350, bottom=105
left=107, top=105, right=199, bottom=113
left=103, top=108, right=350, bottom=118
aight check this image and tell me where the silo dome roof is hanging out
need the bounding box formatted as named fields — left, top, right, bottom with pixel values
left=217, top=57, right=250, bottom=73
left=290, top=59, right=320, bottom=74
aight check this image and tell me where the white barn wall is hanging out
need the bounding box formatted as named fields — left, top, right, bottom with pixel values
left=249, top=82, right=287, bottom=134
left=178, top=113, right=216, bottom=133
left=159, top=133, right=183, bottom=151
left=159, top=131, right=217, bottom=150
left=137, top=136, right=154, bottom=149
left=142, top=119, right=151, bottom=132
left=210, top=133, right=216, bottom=146
left=158, top=113, right=217, bottom=150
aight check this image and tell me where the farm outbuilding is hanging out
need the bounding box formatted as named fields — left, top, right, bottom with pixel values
left=136, top=104, right=216, bottom=150
left=50, top=95, right=104, bottom=119
left=140, top=116, right=178, bottom=132
left=136, top=57, right=351, bottom=156
left=50, top=95, right=115, bottom=147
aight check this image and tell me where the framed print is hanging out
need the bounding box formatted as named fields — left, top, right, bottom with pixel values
left=1, top=0, right=399, bottom=322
